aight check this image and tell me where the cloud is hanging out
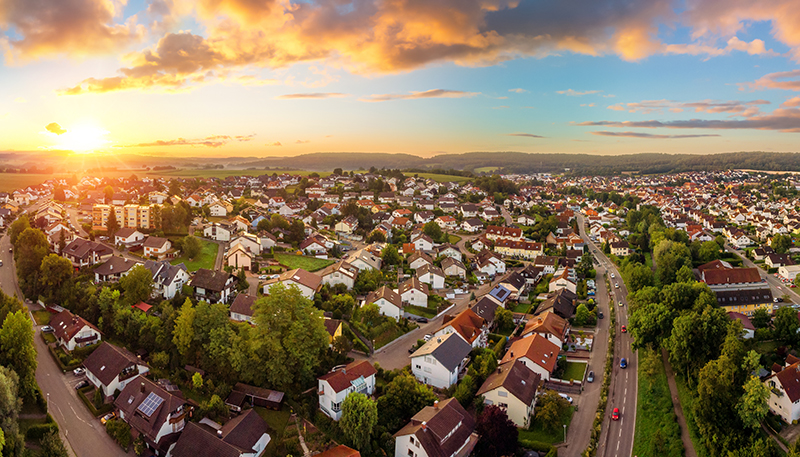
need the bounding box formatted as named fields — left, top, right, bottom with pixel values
left=605, top=99, right=769, bottom=115
left=578, top=107, right=800, bottom=132
left=590, top=131, right=721, bottom=139
left=580, top=103, right=595, bottom=107
left=509, top=88, right=527, bottom=93
left=607, top=105, right=626, bottom=111
left=295, top=140, right=310, bottom=144
left=492, top=105, right=509, bottom=109
left=124, top=134, right=255, bottom=148
left=557, top=89, right=603, bottom=96
left=1, top=0, right=144, bottom=63
left=506, top=133, right=545, bottom=138
left=267, top=141, right=282, bottom=146
left=783, top=97, right=800, bottom=108
left=742, top=70, right=800, bottom=92
left=359, top=89, right=479, bottom=102
left=275, top=92, right=348, bottom=99
left=45, top=122, right=66, bottom=135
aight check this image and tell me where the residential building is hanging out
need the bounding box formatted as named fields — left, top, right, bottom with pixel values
left=434, top=309, right=488, bottom=348
left=62, top=237, right=113, bottom=267
left=393, top=398, right=478, bottom=457
left=416, top=264, right=445, bottom=290
left=114, top=227, right=145, bottom=247
left=319, top=260, right=359, bottom=290
left=170, top=410, right=270, bottom=457
left=144, top=260, right=190, bottom=300
left=204, top=223, right=233, bottom=242
left=115, top=376, right=187, bottom=456
left=441, top=257, right=467, bottom=279
left=82, top=342, right=150, bottom=398
left=365, top=285, right=403, bottom=320
left=521, top=311, right=569, bottom=347
left=765, top=356, right=800, bottom=424
left=317, top=445, right=360, bottom=457
left=226, top=243, right=254, bottom=270
left=51, top=309, right=101, bottom=351
left=399, top=277, right=429, bottom=308
left=610, top=241, right=630, bottom=257
left=143, top=236, right=172, bottom=259
left=94, top=256, right=142, bottom=282
left=263, top=268, right=321, bottom=300
left=345, top=249, right=382, bottom=272
left=230, top=293, right=258, bottom=323
left=190, top=269, right=237, bottom=304
left=477, top=360, right=541, bottom=427
left=410, top=333, right=472, bottom=389
left=501, top=333, right=561, bottom=381
left=317, top=361, right=377, bottom=421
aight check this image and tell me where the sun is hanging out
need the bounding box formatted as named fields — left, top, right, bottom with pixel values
left=54, top=124, right=110, bottom=153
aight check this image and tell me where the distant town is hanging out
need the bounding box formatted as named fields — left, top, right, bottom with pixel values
left=0, top=167, right=798, bottom=457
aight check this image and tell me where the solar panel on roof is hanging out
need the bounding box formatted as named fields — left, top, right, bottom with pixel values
left=137, top=392, right=164, bottom=417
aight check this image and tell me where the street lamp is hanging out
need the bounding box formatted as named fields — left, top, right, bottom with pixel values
left=563, top=424, right=566, bottom=443
left=46, top=392, right=49, bottom=415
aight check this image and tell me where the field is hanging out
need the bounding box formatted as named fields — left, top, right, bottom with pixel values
left=632, top=349, right=684, bottom=457
left=520, top=406, right=575, bottom=444
left=274, top=253, right=334, bottom=272
left=474, top=166, right=500, bottom=173
left=414, top=172, right=471, bottom=183
left=170, top=239, right=218, bottom=271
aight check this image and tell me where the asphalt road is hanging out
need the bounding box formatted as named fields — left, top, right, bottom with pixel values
left=578, top=216, right=638, bottom=457
left=0, top=229, right=130, bottom=457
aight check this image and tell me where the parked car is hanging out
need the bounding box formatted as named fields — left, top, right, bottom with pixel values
left=620, top=358, right=627, bottom=369
left=612, top=407, right=620, bottom=421
left=621, top=325, right=627, bottom=333
left=587, top=371, right=594, bottom=383
left=610, top=273, right=615, bottom=278
left=416, top=317, right=429, bottom=323
left=100, top=412, right=116, bottom=425
left=74, top=380, right=90, bottom=390
left=41, top=325, right=54, bottom=333
left=558, top=393, right=573, bottom=404
left=423, top=334, right=432, bottom=342
left=73, top=367, right=85, bottom=376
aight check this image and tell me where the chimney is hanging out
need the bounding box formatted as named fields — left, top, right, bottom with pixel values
left=497, top=367, right=501, bottom=374
left=434, top=400, right=439, bottom=409
left=510, top=351, right=514, bottom=358
left=421, top=421, right=427, bottom=431
left=140, top=382, right=145, bottom=393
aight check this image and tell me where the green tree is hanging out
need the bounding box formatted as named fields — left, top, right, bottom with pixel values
left=751, top=308, right=771, bottom=329
left=0, top=311, right=37, bottom=399
left=698, top=240, right=721, bottom=263
left=332, top=335, right=353, bottom=354
left=474, top=405, right=518, bottom=457
left=623, top=263, right=653, bottom=293
left=695, top=354, right=741, bottom=453
left=39, top=430, right=69, bottom=457
left=172, top=298, right=196, bottom=359
left=494, top=308, right=513, bottom=331
left=629, top=301, right=674, bottom=350
left=666, top=306, right=729, bottom=378
left=573, top=303, right=592, bottom=327
left=103, top=185, right=114, bottom=203
left=737, top=376, right=770, bottom=430
left=381, top=245, right=402, bottom=267
left=252, top=283, right=330, bottom=389
left=182, top=235, right=202, bottom=259
left=340, top=393, right=378, bottom=451
left=423, top=222, right=444, bottom=243
left=192, top=372, right=203, bottom=389
left=39, top=254, right=74, bottom=304
left=106, top=209, right=120, bottom=236
left=8, top=217, right=30, bottom=246
left=119, top=265, right=153, bottom=306
left=771, top=234, right=793, bottom=254
left=534, top=390, right=569, bottom=432
left=774, top=305, right=799, bottom=345
left=0, top=366, right=23, bottom=457
left=376, top=373, right=436, bottom=431
left=354, top=268, right=383, bottom=294
left=453, top=375, right=476, bottom=407
left=14, top=227, right=49, bottom=298
left=676, top=265, right=695, bottom=283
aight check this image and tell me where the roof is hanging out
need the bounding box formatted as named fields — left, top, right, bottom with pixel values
left=714, top=288, right=773, bottom=306
left=144, top=260, right=187, bottom=286
left=536, top=288, right=578, bottom=318
left=773, top=363, right=800, bottom=403
left=727, top=312, right=756, bottom=331
left=143, top=236, right=170, bottom=249
left=324, top=318, right=342, bottom=337
left=437, top=309, right=486, bottom=345
left=319, top=259, right=359, bottom=280
left=471, top=297, right=499, bottom=323
left=115, top=227, right=140, bottom=238
left=394, top=398, right=477, bottom=457
left=399, top=276, right=429, bottom=296
left=82, top=342, right=142, bottom=386
left=411, top=333, right=472, bottom=372
left=366, top=285, right=402, bottom=309
left=522, top=311, right=568, bottom=340
left=441, top=257, right=466, bottom=272
left=219, top=409, right=270, bottom=453
left=702, top=268, right=762, bottom=285
left=233, top=383, right=285, bottom=404
left=51, top=309, right=99, bottom=343
left=501, top=333, right=560, bottom=374
left=318, top=360, right=377, bottom=394
left=63, top=237, right=113, bottom=260
left=697, top=259, right=733, bottom=272
left=476, top=359, right=540, bottom=406
left=94, top=256, right=141, bottom=276
left=114, top=376, right=185, bottom=444
left=190, top=269, right=235, bottom=292
left=132, top=302, right=152, bottom=312
left=230, top=294, right=257, bottom=317
left=316, top=445, right=361, bottom=457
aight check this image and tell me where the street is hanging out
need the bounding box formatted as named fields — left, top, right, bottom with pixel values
left=724, top=243, right=800, bottom=306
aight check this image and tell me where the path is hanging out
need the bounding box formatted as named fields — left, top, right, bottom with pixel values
left=294, top=416, right=311, bottom=457
left=661, top=348, right=697, bottom=457
left=763, top=424, right=790, bottom=453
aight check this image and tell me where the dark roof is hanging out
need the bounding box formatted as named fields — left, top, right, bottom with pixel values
left=714, top=288, right=773, bottom=307
left=394, top=398, right=477, bottom=457
left=411, top=333, right=471, bottom=372
left=63, top=237, right=113, bottom=260
left=774, top=363, right=800, bottom=403
left=501, top=271, right=527, bottom=291
left=233, top=383, right=284, bottom=404
left=697, top=259, right=733, bottom=272
left=115, top=227, right=140, bottom=238
left=94, top=256, right=141, bottom=276
left=230, top=294, right=257, bottom=317
left=537, top=288, right=578, bottom=319
left=727, top=312, right=756, bottom=331
left=190, top=269, right=235, bottom=292
left=324, top=318, right=341, bottom=337
left=143, top=236, right=170, bottom=249
left=144, top=260, right=188, bottom=286
left=316, top=445, right=361, bottom=457
left=114, top=376, right=185, bottom=444
left=82, top=342, right=142, bottom=386
left=489, top=285, right=511, bottom=303
left=219, top=409, right=270, bottom=452
left=472, top=297, right=499, bottom=323
left=477, top=359, right=540, bottom=406
left=170, top=422, right=240, bottom=457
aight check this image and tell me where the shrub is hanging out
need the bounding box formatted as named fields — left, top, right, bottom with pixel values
left=25, top=423, right=59, bottom=441
left=106, top=418, right=132, bottom=449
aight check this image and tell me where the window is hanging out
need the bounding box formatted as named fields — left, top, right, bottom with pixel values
left=498, top=391, right=508, bottom=397
left=499, top=403, right=508, bottom=408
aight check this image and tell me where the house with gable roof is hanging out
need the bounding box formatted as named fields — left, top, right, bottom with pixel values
left=51, top=309, right=101, bottom=351
left=433, top=308, right=488, bottom=349
left=476, top=359, right=541, bottom=427
left=410, top=333, right=472, bottom=389
left=82, top=342, right=150, bottom=398
left=317, top=360, right=377, bottom=421
left=765, top=355, right=800, bottom=424
left=393, top=398, right=478, bottom=457
left=501, top=333, right=561, bottom=381
left=170, top=410, right=271, bottom=457
left=115, top=375, right=187, bottom=456
left=263, top=268, right=321, bottom=300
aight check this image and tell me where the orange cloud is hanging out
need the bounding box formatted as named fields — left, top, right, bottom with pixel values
left=742, top=70, right=800, bottom=92
left=123, top=134, right=255, bottom=148
left=359, top=89, right=479, bottom=102
left=606, top=98, right=769, bottom=115
left=579, top=107, right=800, bottom=132
left=275, top=93, right=348, bottom=99
left=591, top=131, right=720, bottom=139
left=783, top=97, right=800, bottom=108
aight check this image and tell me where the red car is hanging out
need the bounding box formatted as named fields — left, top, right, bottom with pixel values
left=612, top=408, right=620, bottom=421
left=621, top=325, right=627, bottom=333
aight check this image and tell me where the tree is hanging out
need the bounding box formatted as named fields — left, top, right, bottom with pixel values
left=251, top=283, right=330, bottom=389
left=172, top=298, right=196, bottom=359
left=0, top=366, right=23, bottom=457
left=57, top=229, right=66, bottom=254
left=494, top=308, right=513, bottom=332
left=675, top=265, right=694, bottom=283
left=39, top=254, right=74, bottom=304
left=474, top=405, right=518, bottom=457
left=332, top=335, right=353, bottom=354
left=453, top=375, right=476, bottom=407
left=0, top=311, right=37, bottom=399
left=103, top=185, right=114, bottom=203
left=119, top=265, right=153, bottom=306
left=534, top=390, right=569, bottom=432
left=623, top=263, right=653, bottom=293
left=695, top=354, right=742, bottom=453
left=39, top=430, right=69, bottom=457
left=192, top=372, right=203, bottom=389
left=751, top=308, right=771, bottom=329
left=423, top=221, right=444, bottom=243
left=333, top=168, right=343, bottom=175
left=14, top=227, right=48, bottom=298
left=340, top=393, right=378, bottom=451
left=8, top=217, right=30, bottom=246
left=376, top=373, right=436, bottom=431
left=106, top=210, right=119, bottom=236
left=573, top=303, right=593, bottom=327
left=698, top=240, right=721, bottom=263
left=666, top=305, right=729, bottom=378
left=381, top=245, right=402, bottom=267
left=53, top=187, right=66, bottom=202
left=182, top=235, right=202, bottom=259
left=737, top=376, right=770, bottom=430
left=771, top=234, right=793, bottom=254
left=774, top=305, right=799, bottom=345
left=629, top=301, right=674, bottom=350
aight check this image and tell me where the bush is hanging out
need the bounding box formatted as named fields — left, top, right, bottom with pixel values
left=25, top=422, right=59, bottom=441
left=519, top=439, right=555, bottom=454
left=106, top=419, right=132, bottom=449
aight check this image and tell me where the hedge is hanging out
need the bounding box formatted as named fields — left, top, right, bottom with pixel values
left=77, top=385, right=114, bottom=417
left=519, top=439, right=555, bottom=454
left=25, top=416, right=58, bottom=441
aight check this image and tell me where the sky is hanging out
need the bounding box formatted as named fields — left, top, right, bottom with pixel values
left=1, top=0, right=800, bottom=158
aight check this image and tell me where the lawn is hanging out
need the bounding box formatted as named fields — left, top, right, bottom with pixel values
left=511, top=302, right=532, bottom=313
left=675, top=376, right=711, bottom=457
left=414, top=173, right=471, bottom=183
left=32, top=310, right=51, bottom=325
left=274, top=253, right=334, bottom=272
left=171, top=239, right=218, bottom=271
left=632, top=349, right=684, bottom=457
left=754, top=340, right=780, bottom=355
left=448, top=234, right=462, bottom=244
left=520, top=406, right=575, bottom=444
left=255, top=406, right=292, bottom=457
left=404, top=304, right=438, bottom=318
left=561, top=361, right=588, bottom=382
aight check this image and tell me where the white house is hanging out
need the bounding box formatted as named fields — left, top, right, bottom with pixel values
left=82, top=342, right=150, bottom=399
left=114, top=227, right=145, bottom=247
left=434, top=308, right=488, bottom=349
left=230, top=233, right=262, bottom=256
left=501, top=333, right=560, bottom=381
left=393, top=398, right=478, bottom=457
left=203, top=223, right=232, bottom=242
left=365, top=286, right=403, bottom=320
left=145, top=260, right=190, bottom=300
left=226, top=243, right=253, bottom=270
left=143, top=236, right=171, bottom=258
left=319, top=260, right=359, bottom=290
left=476, top=359, right=540, bottom=427
left=230, top=293, right=258, bottom=324
left=410, top=232, right=434, bottom=252
left=765, top=355, right=800, bottom=424
left=399, top=277, right=429, bottom=308
left=416, top=264, right=445, bottom=290
left=317, top=361, right=377, bottom=421
left=410, top=333, right=472, bottom=389
left=209, top=200, right=229, bottom=217
left=170, top=410, right=270, bottom=457
left=263, top=268, right=321, bottom=300
left=115, top=376, right=186, bottom=455
left=51, top=310, right=101, bottom=351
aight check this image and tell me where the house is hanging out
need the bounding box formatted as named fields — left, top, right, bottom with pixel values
left=144, top=260, right=190, bottom=300
left=435, top=215, right=457, bottom=230
left=471, top=297, right=499, bottom=329
left=416, top=264, right=445, bottom=290
left=477, top=360, right=541, bottom=427
left=115, top=376, right=187, bottom=456
left=230, top=233, right=262, bottom=256
left=410, top=333, right=472, bottom=389
left=94, top=256, right=142, bottom=282
left=549, top=269, right=577, bottom=294
left=324, top=318, right=344, bottom=346
left=319, top=260, right=359, bottom=290
left=335, top=216, right=359, bottom=234
left=204, top=223, right=232, bottom=242
left=765, top=356, right=800, bottom=424
left=435, top=243, right=463, bottom=262
left=410, top=232, right=434, bottom=252
left=226, top=243, right=254, bottom=271
left=501, top=333, right=561, bottom=381
left=441, top=257, right=467, bottom=279
left=610, top=241, right=630, bottom=257
left=766, top=253, right=794, bottom=269
left=209, top=200, right=229, bottom=217
left=434, top=309, right=488, bottom=348
left=728, top=312, right=755, bottom=339
left=143, top=236, right=172, bottom=259
left=462, top=218, right=484, bottom=233
left=485, top=225, right=523, bottom=241
left=408, top=251, right=433, bottom=270
left=51, top=309, right=101, bottom=351
left=263, top=268, right=321, bottom=300
left=170, top=410, right=270, bottom=457
left=399, top=277, right=429, bottom=308
left=365, top=286, right=404, bottom=320
left=345, top=249, right=382, bottom=272
left=83, top=342, right=150, bottom=398
left=230, top=293, right=258, bottom=323
left=393, top=398, right=478, bottom=457
left=115, top=227, right=145, bottom=247
left=318, top=360, right=377, bottom=421
left=537, top=288, right=578, bottom=319
left=476, top=250, right=506, bottom=276
left=62, top=237, right=113, bottom=267
left=190, top=268, right=237, bottom=304
left=460, top=204, right=480, bottom=218
left=299, top=236, right=328, bottom=256
left=259, top=232, right=278, bottom=251
left=521, top=311, right=569, bottom=346
left=701, top=267, right=775, bottom=315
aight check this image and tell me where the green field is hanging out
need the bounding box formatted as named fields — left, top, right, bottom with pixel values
left=171, top=239, right=218, bottom=271
left=448, top=234, right=462, bottom=244
left=414, top=172, right=471, bottom=183
left=32, top=310, right=51, bottom=325
left=562, top=361, right=587, bottom=382
left=474, top=166, right=500, bottom=173
left=632, top=349, right=684, bottom=457
left=520, top=406, right=575, bottom=444
left=274, top=253, right=334, bottom=272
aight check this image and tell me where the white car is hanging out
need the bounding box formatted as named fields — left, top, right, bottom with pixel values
left=73, top=367, right=85, bottom=376
left=610, top=273, right=615, bottom=278
left=559, top=393, right=573, bottom=404
left=423, top=334, right=432, bottom=342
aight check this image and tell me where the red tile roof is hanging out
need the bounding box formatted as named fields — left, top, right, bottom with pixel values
left=318, top=360, right=377, bottom=394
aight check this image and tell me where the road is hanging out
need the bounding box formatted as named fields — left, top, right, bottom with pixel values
left=578, top=216, right=637, bottom=457
left=0, top=228, right=129, bottom=457
left=724, top=243, right=800, bottom=306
